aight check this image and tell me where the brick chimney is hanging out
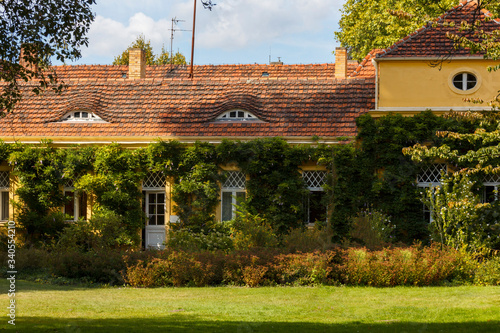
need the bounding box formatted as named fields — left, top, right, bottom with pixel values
left=128, top=48, right=145, bottom=79
left=335, top=47, right=348, bottom=80
left=19, top=45, right=38, bottom=73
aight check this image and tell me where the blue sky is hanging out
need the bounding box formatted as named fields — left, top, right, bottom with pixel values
left=71, top=0, right=345, bottom=66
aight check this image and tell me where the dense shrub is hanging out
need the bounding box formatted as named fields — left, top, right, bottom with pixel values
left=343, top=244, right=476, bottom=286
left=281, top=226, right=333, bottom=252
left=125, top=251, right=225, bottom=287
left=230, top=209, right=278, bottom=250
left=50, top=249, right=126, bottom=285
left=350, top=208, right=395, bottom=249
left=474, top=256, right=500, bottom=286
left=55, top=210, right=137, bottom=252
left=165, top=228, right=233, bottom=253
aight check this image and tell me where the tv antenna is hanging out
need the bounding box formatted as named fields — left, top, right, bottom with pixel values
left=169, top=17, right=190, bottom=70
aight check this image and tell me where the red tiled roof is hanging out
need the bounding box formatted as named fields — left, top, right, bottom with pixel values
left=54, top=63, right=364, bottom=81
left=0, top=63, right=375, bottom=140
left=377, top=0, right=500, bottom=58
left=350, top=49, right=381, bottom=78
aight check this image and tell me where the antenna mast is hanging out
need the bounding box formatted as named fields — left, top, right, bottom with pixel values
left=169, top=17, right=188, bottom=70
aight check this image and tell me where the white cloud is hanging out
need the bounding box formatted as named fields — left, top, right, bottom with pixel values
left=82, top=13, right=171, bottom=60
left=173, top=0, right=341, bottom=50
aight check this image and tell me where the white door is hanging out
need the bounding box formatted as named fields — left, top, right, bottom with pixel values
left=145, top=192, right=166, bottom=249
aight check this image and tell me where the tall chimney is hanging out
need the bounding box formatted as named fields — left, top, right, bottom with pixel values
left=19, top=45, right=38, bottom=74
left=128, top=48, right=145, bottom=79
left=335, top=47, right=348, bottom=80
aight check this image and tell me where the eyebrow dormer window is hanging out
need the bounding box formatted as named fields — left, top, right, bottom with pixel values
left=61, top=111, right=104, bottom=122
left=216, top=110, right=259, bottom=121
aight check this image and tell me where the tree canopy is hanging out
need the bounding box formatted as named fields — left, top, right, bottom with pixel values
left=112, top=34, right=187, bottom=66
left=0, top=0, right=96, bottom=115
left=334, top=0, right=500, bottom=61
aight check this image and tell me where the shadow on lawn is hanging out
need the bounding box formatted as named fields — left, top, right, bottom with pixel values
left=13, top=317, right=500, bottom=333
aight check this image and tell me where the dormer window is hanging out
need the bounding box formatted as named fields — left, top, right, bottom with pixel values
left=61, top=111, right=104, bottom=122
left=216, top=110, right=259, bottom=121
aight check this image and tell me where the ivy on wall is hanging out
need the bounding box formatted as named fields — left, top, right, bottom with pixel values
left=2, top=112, right=497, bottom=246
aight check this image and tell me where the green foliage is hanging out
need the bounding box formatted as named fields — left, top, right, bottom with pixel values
left=350, top=208, right=395, bottom=249
left=165, top=228, right=234, bottom=253
left=355, top=111, right=487, bottom=244
left=229, top=207, right=278, bottom=250
left=56, top=209, right=137, bottom=252
left=172, top=142, right=221, bottom=231
left=76, top=144, right=146, bottom=237
left=424, top=174, right=500, bottom=252
left=0, top=0, right=96, bottom=113
left=335, top=0, right=455, bottom=61
left=225, top=138, right=312, bottom=234
left=474, top=256, right=500, bottom=286
left=113, top=34, right=187, bottom=66
left=281, top=226, right=332, bottom=253
left=9, top=143, right=68, bottom=244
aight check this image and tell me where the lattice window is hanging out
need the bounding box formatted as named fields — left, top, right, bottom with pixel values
left=417, top=164, right=447, bottom=184
left=483, top=174, right=500, bottom=184
left=64, top=178, right=74, bottom=188
left=143, top=172, right=166, bottom=189
left=222, top=171, right=246, bottom=189
left=0, top=171, right=9, bottom=189
left=303, top=171, right=327, bottom=191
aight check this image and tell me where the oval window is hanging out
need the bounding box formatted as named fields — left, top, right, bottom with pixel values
left=452, top=72, right=477, bottom=91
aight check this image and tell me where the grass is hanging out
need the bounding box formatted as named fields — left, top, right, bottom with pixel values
left=1, top=280, right=499, bottom=332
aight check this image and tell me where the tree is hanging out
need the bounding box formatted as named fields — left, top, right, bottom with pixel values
left=0, top=0, right=96, bottom=116
left=334, top=0, right=500, bottom=61
left=113, top=34, right=187, bottom=66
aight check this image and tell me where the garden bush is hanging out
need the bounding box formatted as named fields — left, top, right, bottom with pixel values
left=55, top=210, right=137, bottom=252
left=165, top=227, right=233, bottom=253
left=230, top=209, right=278, bottom=250
left=343, top=244, right=476, bottom=286
left=281, top=226, right=333, bottom=252
left=474, top=256, right=500, bottom=286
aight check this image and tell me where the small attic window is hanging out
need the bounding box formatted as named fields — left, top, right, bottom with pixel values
left=61, top=111, right=104, bottom=122
left=216, top=110, right=259, bottom=121
left=453, top=72, right=477, bottom=91
left=262, top=72, right=269, bottom=77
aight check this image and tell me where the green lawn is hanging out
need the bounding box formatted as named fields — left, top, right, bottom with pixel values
left=1, top=280, right=499, bottom=332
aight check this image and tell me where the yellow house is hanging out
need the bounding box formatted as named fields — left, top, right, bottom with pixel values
left=0, top=0, right=498, bottom=248
left=369, top=0, right=500, bottom=117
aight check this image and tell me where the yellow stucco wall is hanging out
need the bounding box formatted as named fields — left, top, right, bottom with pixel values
left=377, top=59, right=500, bottom=109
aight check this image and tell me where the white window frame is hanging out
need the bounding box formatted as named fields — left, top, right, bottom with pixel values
left=0, top=171, right=9, bottom=222
left=144, top=191, right=166, bottom=226
left=221, top=171, right=246, bottom=222
left=216, top=109, right=259, bottom=121
left=302, top=170, right=328, bottom=225
left=142, top=172, right=167, bottom=226
left=417, top=164, right=447, bottom=223
left=61, top=110, right=104, bottom=122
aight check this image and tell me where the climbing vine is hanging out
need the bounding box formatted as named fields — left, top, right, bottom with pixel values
left=2, top=112, right=499, bottom=248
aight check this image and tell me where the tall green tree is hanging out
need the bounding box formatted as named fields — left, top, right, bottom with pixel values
left=333, top=0, right=500, bottom=61
left=113, top=34, right=187, bottom=66
left=0, top=0, right=96, bottom=115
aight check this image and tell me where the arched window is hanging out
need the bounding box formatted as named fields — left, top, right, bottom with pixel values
left=61, top=111, right=104, bottom=122
left=216, top=110, right=259, bottom=121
